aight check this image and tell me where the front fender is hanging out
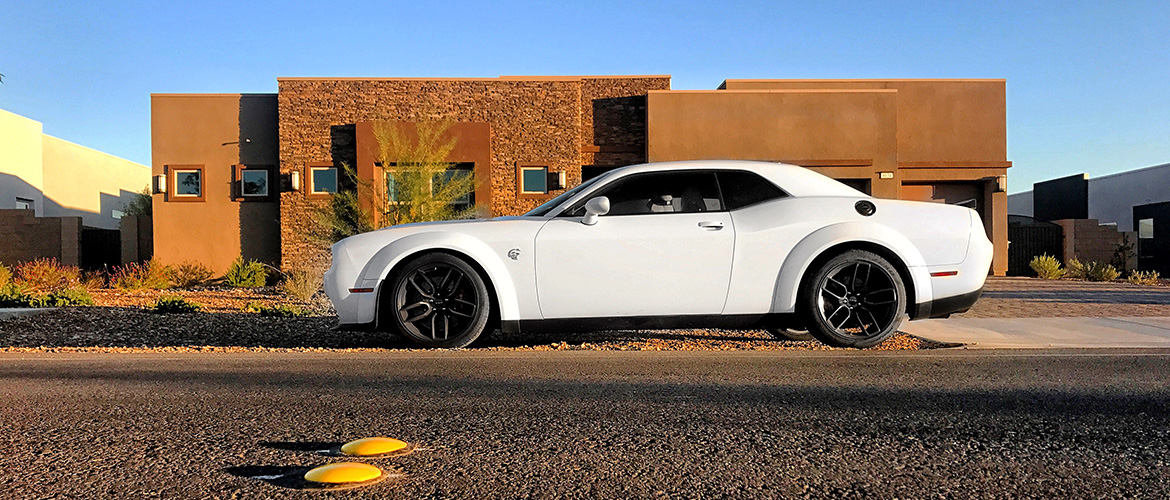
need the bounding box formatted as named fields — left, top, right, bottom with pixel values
left=355, top=232, right=521, bottom=321
left=773, top=222, right=933, bottom=313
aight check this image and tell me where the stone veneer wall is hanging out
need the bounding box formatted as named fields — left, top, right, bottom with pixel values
left=0, top=209, right=82, bottom=267
left=277, top=76, right=669, bottom=272
left=1054, top=218, right=1138, bottom=270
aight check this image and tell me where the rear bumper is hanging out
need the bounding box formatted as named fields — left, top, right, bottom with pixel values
left=914, top=287, right=983, bottom=319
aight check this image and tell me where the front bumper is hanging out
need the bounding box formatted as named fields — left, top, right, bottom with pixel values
left=324, top=244, right=379, bottom=328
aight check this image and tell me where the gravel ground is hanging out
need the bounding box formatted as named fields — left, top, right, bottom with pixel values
left=3, top=276, right=1167, bottom=353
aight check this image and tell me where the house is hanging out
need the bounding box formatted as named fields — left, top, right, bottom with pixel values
left=151, top=76, right=1010, bottom=275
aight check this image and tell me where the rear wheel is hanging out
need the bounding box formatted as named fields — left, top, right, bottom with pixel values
left=801, top=250, right=906, bottom=348
left=387, top=253, right=491, bottom=349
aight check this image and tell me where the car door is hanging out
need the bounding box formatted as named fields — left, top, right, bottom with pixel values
left=534, top=170, right=735, bottom=319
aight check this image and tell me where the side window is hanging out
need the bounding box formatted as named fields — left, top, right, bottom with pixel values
left=717, top=170, right=787, bottom=210
left=569, top=171, right=723, bottom=217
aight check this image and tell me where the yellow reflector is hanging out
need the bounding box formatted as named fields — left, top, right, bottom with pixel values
left=303, top=463, right=382, bottom=484
left=340, top=437, right=409, bottom=457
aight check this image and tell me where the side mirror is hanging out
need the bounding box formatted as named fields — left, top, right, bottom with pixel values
left=582, top=196, right=610, bottom=226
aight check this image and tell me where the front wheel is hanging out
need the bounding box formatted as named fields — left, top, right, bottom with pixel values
left=387, top=253, right=491, bottom=349
left=801, top=250, right=906, bottom=348
left=765, top=327, right=814, bottom=342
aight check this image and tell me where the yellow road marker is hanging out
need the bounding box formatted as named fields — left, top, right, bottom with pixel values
left=303, top=463, right=383, bottom=484
left=340, top=437, right=411, bottom=457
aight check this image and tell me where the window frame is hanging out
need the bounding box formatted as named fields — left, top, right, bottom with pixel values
left=233, top=164, right=276, bottom=202
left=1138, top=218, right=1154, bottom=239
left=15, top=197, right=34, bottom=210
left=558, top=170, right=727, bottom=218
left=380, top=162, right=475, bottom=208
left=516, top=162, right=551, bottom=199
left=166, top=165, right=205, bottom=202
left=306, top=163, right=339, bottom=199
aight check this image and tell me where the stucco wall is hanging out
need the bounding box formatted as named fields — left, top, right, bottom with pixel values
left=721, top=79, right=1008, bottom=165
left=151, top=93, right=281, bottom=273
left=41, top=135, right=150, bottom=229
left=0, top=108, right=45, bottom=214
left=1087, top=163, right=1170, bottom=232
left=1008, top=190, right=1034, bottom=216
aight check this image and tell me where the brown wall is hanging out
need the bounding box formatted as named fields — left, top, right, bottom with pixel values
left=1054, top=219, right=1138, bottom=270
left=277, top=76, right=669, bottom=271
left=647, top=89, right=901, bottom=198
left=150, top=94, right=281, bottom=274
left=721, top=79, right=1008, bottom=165
left=0, top=209, right=81, bottom=267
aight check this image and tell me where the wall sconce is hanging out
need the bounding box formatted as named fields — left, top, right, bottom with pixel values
left=289, top=170, right=302, bottom=192
left=152, top=174, right=166, bottom=194
left=558, top=171, right=567, bottom=190
left=996, top=175, right=1007, bottom=193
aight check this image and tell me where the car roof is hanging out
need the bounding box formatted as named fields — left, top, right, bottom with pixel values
left=608, top=160, right=866, bottom=198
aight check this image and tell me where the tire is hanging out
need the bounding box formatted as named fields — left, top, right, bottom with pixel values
left=801, top=250, right=906, bottom=348
left=385, top=253, right=492, bottom=349
left=765, top=327, right=814, bottom=342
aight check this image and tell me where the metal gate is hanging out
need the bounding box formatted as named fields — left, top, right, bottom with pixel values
left=81, top=228, right=121, bottom=271
left=1007, top=215, right=1064, bottom=276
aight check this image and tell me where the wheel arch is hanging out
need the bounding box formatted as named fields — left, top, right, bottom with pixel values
left=357, top=232, right=520, bottom=328
left=773, top=222, right=932, bottom=315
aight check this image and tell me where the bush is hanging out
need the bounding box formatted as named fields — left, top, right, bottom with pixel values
left=242, top=300, right=310, bottom=317
left=113, top=261, right=172, bottom=290
left=280, top=267, right=318, bottom=301
left=170, top=261, right=214, bottom=288
left=1127, top=270, right=1160, bottom=286
left=1066, top=258, right=1087, bottom=280
left=152, top=295, right=202, bottom=314
left=223, top=257, right=267, bottom=287
left=0, top=264, right=10, bottom=289
left=1029, top=254, right=1065, bottom=279
left=13, top=258, right=81, bottom=293
left=80, top=270, right=107, bottom=290
left=1084, top=261, right=1120, bottom=282
left=0, top=283, right=92, bottom=308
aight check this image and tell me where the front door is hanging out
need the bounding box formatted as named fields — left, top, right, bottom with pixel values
left=534, top=171, right=734, bottom=319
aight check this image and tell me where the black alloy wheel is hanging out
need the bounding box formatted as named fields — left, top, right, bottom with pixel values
left=802, top=250, right=906, bottom=348
left=389, top=253, right=491, bottom=348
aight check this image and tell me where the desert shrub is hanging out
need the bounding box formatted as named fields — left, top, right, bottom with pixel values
left=80, top=270, right=107, bottom=289
left=1126, top=270, right=1160, bottom=286
left=152, top=295, right=202, bottom=314
left=223, top=257, right=268, bottom=287
left=1065, top=258, right=1087, bottom=280
left=242, top=300, right=264, bottom=313
left=170, top=261, right=214, bottom=288
left=280, top=267, right=318, bottom=301
left=44, top=288, right=95, bottom=307
left=113, top=260, right=172, bottom=290
left=13, top=258, right=81, bottom=293
left=242, top=300, right=310, bottom=317
left=0, top=283, right=92, bottom=308
left=0, top=264, right=10, bottom=289
left=1029, top=254, right=1065, bottom=279
left=1084, top=261, right=1120, bottom=282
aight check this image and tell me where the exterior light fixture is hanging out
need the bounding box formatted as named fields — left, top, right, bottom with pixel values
left=152, top=174, right=166, bottom=194
left=289, top=170, right=301, bottom=191
left=996, top=175, right=1007, bottom=193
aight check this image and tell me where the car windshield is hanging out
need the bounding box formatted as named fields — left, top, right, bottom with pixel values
left=522, top=175, right=606, bottom=217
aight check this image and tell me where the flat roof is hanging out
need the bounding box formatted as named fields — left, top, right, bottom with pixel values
left=718, top=78, right=1006, bottom=89
left=276, top=75, right=670, bottom=82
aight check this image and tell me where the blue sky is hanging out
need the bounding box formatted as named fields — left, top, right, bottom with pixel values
left=1, top=0, right=1167, bottom=192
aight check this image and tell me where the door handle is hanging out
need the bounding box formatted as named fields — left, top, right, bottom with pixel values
left=698, top=221, right=724, bottom=230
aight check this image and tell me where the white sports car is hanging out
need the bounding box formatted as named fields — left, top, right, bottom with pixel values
left=325, top=160, right=993, bottom=348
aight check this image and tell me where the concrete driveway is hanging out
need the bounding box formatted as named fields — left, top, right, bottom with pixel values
left=903, top=317, right=1170, bottom=348
left=903, top=278, right=1170, bottom=348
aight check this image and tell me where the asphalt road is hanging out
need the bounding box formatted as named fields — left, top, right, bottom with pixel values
left=3, top=350, right=1170, bottom=499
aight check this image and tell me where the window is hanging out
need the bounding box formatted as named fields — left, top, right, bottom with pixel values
left=716, top=170, right=788, bottom=210
left=241, top=170, right=269, bottom=197
left=519, top=165, right=548, bottom=195
left=564, top=171, right=723, bottom=217
left=1139, top=218, right=1154, bottom=239
left=383, top=163, right=474, bottom=207
left=15, top=197, right=33, bottom=210
left=111, top=209, right=124, bottom=220
left=309, top=165, right=338, bottom=195
left=167, top=165, right=204, bottom=201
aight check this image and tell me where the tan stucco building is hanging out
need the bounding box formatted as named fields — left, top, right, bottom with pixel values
left=0, top=108, right=151, bottom=230
left=150, top=75, right=1010, bottom=275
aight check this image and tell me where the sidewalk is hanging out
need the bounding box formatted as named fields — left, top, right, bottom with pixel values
left=902, top=317, right=1170, bottom=348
